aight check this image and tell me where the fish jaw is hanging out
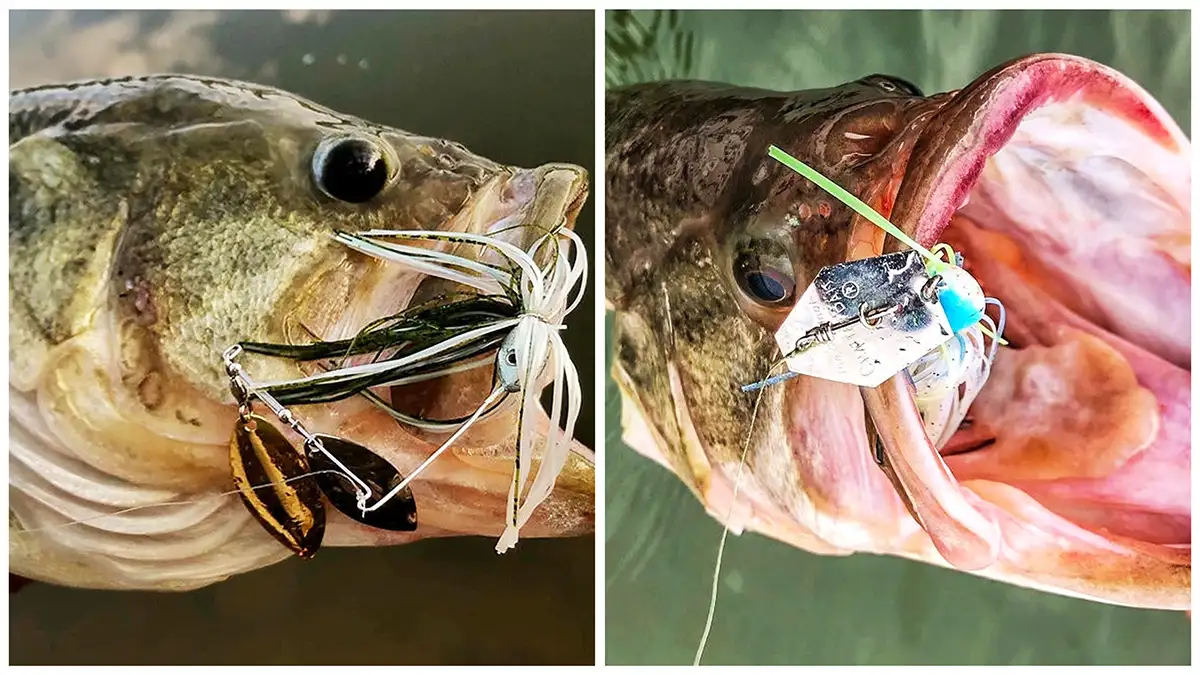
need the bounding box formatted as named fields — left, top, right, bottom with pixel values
left=607, top=55, right=1188, bottom=609
left=616, top=350, right=1190, bottom=609
left=10, top=81, right=592, bottom=592
left=854, top=54, right=1190, bottom=606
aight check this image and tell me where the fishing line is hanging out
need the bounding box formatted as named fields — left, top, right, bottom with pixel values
left=10, top=470, right=354, bottom=536
left=359, top=385, right=508, bottom=513
left=694, top=356, right=775, bottom=666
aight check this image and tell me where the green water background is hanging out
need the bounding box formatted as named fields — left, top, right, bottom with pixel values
left=605, top=9, right=1190, bottom=666
left=9, top=10, right=594, bottom=665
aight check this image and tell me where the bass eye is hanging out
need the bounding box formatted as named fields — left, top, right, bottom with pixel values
left=733, top=246, right=796, bottom=306
left=312, top=136, right=391, bottom=204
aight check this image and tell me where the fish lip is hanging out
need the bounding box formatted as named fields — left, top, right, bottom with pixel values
left=493, top=163, right=590, bottom=240
left=537, top=162, right=590, bottom=222
left=525, top=162, right=590, bottom=237
left=889, top=53, right=1188, bottom=247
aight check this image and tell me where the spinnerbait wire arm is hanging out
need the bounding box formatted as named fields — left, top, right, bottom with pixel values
left=355, top=329, right=527, bottom=514
left=742, top=303, right=899, bottom=392
left=783, top=303, right=900, bottom=359
left=223, top=345, right=373, bottom=502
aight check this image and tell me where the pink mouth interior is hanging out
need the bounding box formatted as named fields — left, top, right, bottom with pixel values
left=862, top=56, right=1190, bottom=572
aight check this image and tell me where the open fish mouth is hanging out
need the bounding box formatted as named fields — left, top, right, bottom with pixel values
left=868, top=53, right=1188, bottom=561
left=609, top=54, right=1189, bottom=609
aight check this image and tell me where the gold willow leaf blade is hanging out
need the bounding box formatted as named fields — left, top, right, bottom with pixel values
left=229, top=415, right=326, bottom=558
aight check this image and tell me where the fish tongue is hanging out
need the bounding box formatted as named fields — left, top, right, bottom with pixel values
left=861, top=374, right=1000, bottom=571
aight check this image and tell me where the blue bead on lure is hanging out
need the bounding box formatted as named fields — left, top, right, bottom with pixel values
left=934, top=264, right=986, bottom=336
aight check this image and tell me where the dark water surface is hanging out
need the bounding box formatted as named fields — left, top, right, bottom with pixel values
left=604, top=9, right=1190, bottom=666
left=9, top=10, right=595, bottom=665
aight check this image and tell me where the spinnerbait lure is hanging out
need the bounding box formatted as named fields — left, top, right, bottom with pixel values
left=221, top=223, right=588, bottom=557
left=742, top=148, right=1008, bottom=438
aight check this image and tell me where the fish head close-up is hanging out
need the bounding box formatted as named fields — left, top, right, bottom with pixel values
left=10, top=75, right=593, bottom=591
left=606, top=53, right=1189, bottom=610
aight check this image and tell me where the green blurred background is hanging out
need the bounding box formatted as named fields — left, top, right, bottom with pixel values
left=604, top=9, right=1190, bottom=666
left=9, top=10, right=594, bottom=666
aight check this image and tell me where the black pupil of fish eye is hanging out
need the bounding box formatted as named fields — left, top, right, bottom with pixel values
left=745, top=270, right=791, bottom=303
left=318, top=139, right=388, bottom=204
left=734, top=249, right=796, bottom=305
left=506, top=351, right=517, bottom=365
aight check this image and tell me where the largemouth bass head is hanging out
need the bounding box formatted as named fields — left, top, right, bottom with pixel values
left=10, top=75, right=591, bottom=590
left=606, top=75, right=935, bottom=488
left=606, top=55, right=1188, bottom=609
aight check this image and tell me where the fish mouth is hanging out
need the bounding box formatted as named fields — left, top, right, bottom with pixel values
left=296, top=163, right=593, bottom=546
left=816, top=54, right=1189, bottom=604
left=610, top=55, right=1192, bottom=609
